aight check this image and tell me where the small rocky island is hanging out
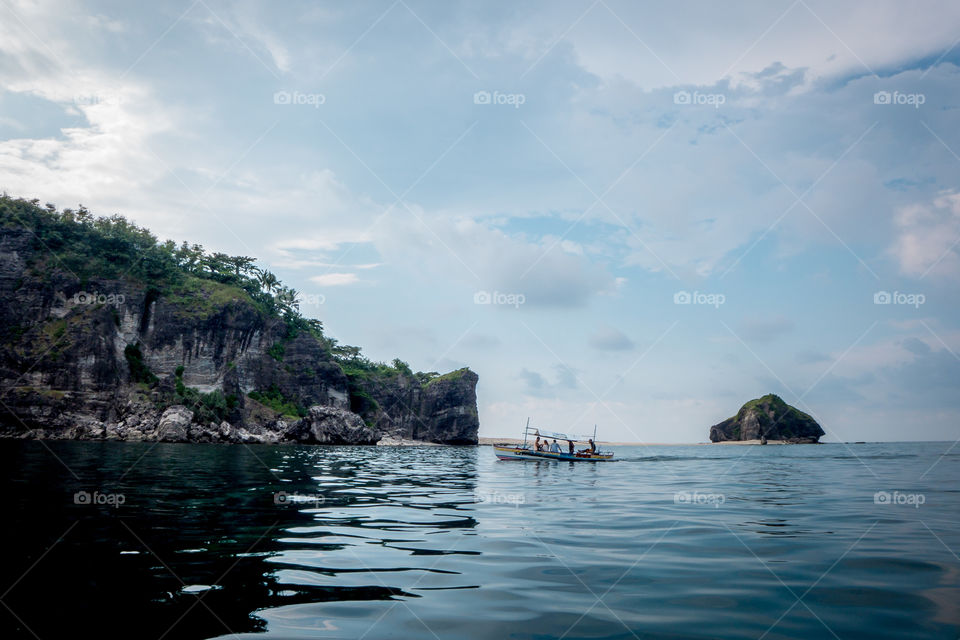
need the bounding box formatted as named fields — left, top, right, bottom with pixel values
left=0, top=196, right=479, bottom=445
left=709, top=394, right=824, bottom=443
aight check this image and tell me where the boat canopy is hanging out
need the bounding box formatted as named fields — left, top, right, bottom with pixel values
left=525, top=426, right=595, bottom=442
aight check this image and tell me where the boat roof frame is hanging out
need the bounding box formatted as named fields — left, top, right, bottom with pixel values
left=522, top=424, right=596, bottom=443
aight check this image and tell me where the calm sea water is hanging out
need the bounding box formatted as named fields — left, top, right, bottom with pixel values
left=1, top=441, right=958, bottom=639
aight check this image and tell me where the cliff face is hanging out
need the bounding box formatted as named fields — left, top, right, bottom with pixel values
left=0, top=216, right=478, bottom=445
left=350, top=369, right=479, bottom=444
left=709, top=394, right=825, bottom=443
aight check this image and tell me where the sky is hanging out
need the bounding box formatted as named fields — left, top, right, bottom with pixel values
left=1, top=0, right=959, bottom=442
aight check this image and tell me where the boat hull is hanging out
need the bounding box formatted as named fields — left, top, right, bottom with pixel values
left=493, top=445, right=613, bottom=462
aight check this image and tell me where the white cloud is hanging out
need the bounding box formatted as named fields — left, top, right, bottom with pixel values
left=309, top=272, right=359, bottom=286
left=375, top=211, right=617, bottom=307
left=557, top=1, right=960, bottom=89
left=890, top=192, right=960, bottom=277
left=0, top=1, right=178, bottom=224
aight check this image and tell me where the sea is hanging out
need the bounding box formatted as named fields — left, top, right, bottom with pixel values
left=1, top=440, right=957, bottom=639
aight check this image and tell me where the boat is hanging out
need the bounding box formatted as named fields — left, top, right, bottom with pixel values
left=493, top=420, right=614, bottom=462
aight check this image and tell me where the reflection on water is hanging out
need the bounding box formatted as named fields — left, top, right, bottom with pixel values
left=0, top=441, right=958, bottom=639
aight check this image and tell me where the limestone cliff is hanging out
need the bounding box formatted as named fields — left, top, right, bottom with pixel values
left=0, top=197, right=479, bottom=445
left=709, top=394, right=825, bottom=443
left=349, top=368, right=479, bottom=444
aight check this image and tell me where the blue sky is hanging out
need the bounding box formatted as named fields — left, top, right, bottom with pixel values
left=2, top=0, right=959, bottom=441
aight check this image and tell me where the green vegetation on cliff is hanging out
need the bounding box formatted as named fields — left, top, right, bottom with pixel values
left=124, top=343, right=158, bottom=385
left=247, top=385, right=306, bottom=419
left=0, top=194, right=323, bottom=339
left=709, top=394, right=824, bottom=442
left=423, top=367, right=471, bottom=387
left=1, top=195, right=477, bottom=439
left=330, top=347, right=453, bottom=418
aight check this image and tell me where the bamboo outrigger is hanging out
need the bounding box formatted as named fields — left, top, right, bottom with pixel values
left=493, top=420, right=614, bottom=462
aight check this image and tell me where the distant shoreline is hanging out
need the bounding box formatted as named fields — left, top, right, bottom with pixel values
left=478, top=437, right=822, bottom=446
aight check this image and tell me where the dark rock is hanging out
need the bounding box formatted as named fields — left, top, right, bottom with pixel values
left=418, top=369, right=480, bottom=444
left=350, top=368, right=479, bottom=444
left=286, top=405, right=380, bottom=445
left=709, top=394, right=825, bottom=443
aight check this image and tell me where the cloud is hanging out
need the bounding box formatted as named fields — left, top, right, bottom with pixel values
left=795, top=349, right=830, bottom=364
left=739, top=316, right=795, bottom=343
left=809, top=334, right=960, bottom=411
left=900, top=336, right=932, bottom=356
left=889, top=192, right=960, bottom=278
left=519, top=368, right=546, bottom=391
left=462, top=333, right=501, bottom=349
left=556, top=1, right=960, bottom=89
left=542, top=62, right=960, bottom=279
left=376, top=213, right=617, bottom=308
left=309, top=272, right=359, bottom=286
left=369, top=325, right=438, bottom=351
left=589, top=326, right=635, bottom=351
left=519, top=364, right=580, bottom=396
left=553, top=364, right=579, bottom=389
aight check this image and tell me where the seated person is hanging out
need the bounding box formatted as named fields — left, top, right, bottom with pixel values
left=549, top=439, right=561, bottom=453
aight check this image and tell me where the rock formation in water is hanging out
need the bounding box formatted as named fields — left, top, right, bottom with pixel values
left=709, top=394, right=824, bottom=443
left=0, top=196, right=479, bottom=445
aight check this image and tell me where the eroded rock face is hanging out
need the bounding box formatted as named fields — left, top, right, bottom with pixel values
left=418, top=370, right=480, bottom=444
left=286, top=405, right=380, bottom=445
left=709, top=394, right=825, bottom=443
left=348, top=369, right=480, bottom=444
left=0, top=226, right=478, bottom=446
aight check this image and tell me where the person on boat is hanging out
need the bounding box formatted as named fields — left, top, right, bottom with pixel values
left=568, top=440, right=575, bottom=455
left=534, top=436, right=542, bottom=451
left=549, top=439, right=561, bottom=453
left=589, top=439, right=597, bottom=453
left=579, top=439, right=597, bottom=455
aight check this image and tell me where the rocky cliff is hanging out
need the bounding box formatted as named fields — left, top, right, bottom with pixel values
left=709, top=394, right=824, bottom=443
left=349, top=368, right=480, bottom=444
left=0, top=197, right=479, bottom=445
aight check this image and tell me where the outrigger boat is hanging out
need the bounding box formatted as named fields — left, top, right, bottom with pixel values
left=493, top=420, right=614, bottom=462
